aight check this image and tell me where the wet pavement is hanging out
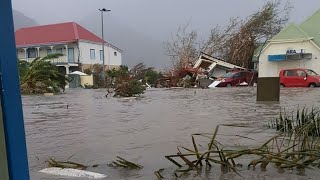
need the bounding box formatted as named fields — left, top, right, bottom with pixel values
left=22, top=87, right=320, bottom=179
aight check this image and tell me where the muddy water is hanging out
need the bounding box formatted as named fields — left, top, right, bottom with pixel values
left=23, top=88, right=320, bottom=180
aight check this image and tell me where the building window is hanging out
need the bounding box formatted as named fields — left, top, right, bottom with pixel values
left=114, top=52, right=117, bottom=56
left=47, top=49, right=52, bottom=55
left=27, top=48, right=37, bottom=58
left=100, top=50, right=103, bottom=61
left=90, top=49, right=95, bottom=60
left=56, top=48, right=63, bottom=54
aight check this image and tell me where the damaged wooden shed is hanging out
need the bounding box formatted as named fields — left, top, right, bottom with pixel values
left=193, top=52, right=246, bottom=87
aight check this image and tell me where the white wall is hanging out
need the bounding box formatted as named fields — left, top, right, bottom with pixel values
left=78, top=41, right=122, bottom=66
left=258, top=40, right=320, bottom=77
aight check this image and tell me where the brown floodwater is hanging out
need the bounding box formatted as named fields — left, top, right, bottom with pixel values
left=23, top=87, right=320, bottom=180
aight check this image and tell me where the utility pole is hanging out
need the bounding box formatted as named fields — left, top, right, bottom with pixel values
left=99, top=8, right=111, bottom=91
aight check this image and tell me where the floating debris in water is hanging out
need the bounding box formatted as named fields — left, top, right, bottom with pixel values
left=154, top=168, right=165, bottom=179
left=40, top=168, right=107, bottom=179
left=108, top=156, right=143, bottom=169
left=46, top=157, right=87, bottom=170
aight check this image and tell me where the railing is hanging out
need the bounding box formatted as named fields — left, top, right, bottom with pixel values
left=20, top=56, right=78, bottom=65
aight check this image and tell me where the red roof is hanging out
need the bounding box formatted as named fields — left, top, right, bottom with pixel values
left=15, top=22, right=107, bottom=47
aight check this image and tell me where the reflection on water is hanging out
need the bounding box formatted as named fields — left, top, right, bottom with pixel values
left=22, top=88, right=320, bottom=179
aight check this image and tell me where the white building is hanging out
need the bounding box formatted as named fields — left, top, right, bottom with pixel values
left=253, top=10, right=320, bottom=77
left=15, top=22, right=122, bottom=74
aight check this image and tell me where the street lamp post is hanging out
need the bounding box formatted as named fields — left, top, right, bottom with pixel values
left=99, top=8, right=111, bottom=90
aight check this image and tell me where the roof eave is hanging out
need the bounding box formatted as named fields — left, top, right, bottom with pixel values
left=16, top=40, right=77, bottom=48
left=269, top=37, right=313, bottom=43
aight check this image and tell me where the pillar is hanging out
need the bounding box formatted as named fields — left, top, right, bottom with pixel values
left=256, top=77, right=280, bottom=101
left=48, top=46, right=54, bottom=54
left=65, top=65, right=70, bottom=74
left=36, top=47, right=40, bottom=58
left=64, top=44, right=68, bottom=63
left=65, top=65, right=70, bottom=88
left=0, top=0, right=30, bottom=179
left=23, top=48, right=28, bottom=62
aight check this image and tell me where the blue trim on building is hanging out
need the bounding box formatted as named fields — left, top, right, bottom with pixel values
left=0, top=0, right=30, bottom=179
left=268, top=54, right=286, bottom=61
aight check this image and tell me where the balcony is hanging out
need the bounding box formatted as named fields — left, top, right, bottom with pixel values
left=20, top=56, right=78, bottom=66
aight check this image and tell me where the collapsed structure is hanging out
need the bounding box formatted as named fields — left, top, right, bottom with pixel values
left=156, top=52, right=254, bottom=88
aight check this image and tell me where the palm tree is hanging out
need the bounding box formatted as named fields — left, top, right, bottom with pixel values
left=19, top=53, right=68, bottom=94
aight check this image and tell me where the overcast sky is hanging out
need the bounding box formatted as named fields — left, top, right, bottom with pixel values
left=11, top=0, right=320, bottom=41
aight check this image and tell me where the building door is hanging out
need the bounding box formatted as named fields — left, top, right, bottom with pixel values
left=68, top=48, right=74, bottom=63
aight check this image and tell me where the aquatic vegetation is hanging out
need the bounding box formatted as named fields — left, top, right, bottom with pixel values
left=108, top=156, right=143, bottom=169
left=154, top=168, right=165, bottom=179
left=46, top=157, right=87, bottom=170
left=165, top=121, right=320, bottom=178
left=268, top=107, right=320, bottom=136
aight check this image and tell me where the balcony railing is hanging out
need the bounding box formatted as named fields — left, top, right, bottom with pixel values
left=20, top=56, right=78, bottom=65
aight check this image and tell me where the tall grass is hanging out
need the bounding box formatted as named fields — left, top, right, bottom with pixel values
left=268, top=107, right=320, bottom=136
left=165, top=117, right=320, bottom=178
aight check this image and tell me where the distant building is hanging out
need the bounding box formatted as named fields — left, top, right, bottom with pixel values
left=15, top=22, right=122, bottom=74
left=253, top=9, right=320, bottom=77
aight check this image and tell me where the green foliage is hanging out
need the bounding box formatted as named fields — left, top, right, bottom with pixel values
left=106, top=65, right=129, bottom=79
left=114, top=79, right=146, bottom=97
left=269, top=107, right=320, bottom=136
left=106, top=63, right=156, bottom=97
left=19, top=54, right=68, bottom=94
left=18, top=60, right=29, bottom=79
left=144, top=69, right=162, bottom=86
left=90, top=64, right=105, bottom=88
left=83, top=68, right=92, bottom=75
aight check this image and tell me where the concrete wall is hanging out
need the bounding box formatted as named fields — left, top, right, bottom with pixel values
left=78, top=41, right=122, bottom=66
left=258, top=40, right=320, bottom=77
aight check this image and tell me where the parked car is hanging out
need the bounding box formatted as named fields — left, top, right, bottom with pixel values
left=279, top=68, right=320, bottom=88
left=216, top=70, right=257, bottom=87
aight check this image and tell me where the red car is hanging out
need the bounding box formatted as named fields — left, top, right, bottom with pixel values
left=279, top=68, right=320, bottom=87
left=217, top=71, right=257, bottom=87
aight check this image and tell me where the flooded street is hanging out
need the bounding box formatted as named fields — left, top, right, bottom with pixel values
left=23, top=88, right=320, bottom=179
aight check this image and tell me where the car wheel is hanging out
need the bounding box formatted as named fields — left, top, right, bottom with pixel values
left=309, top=83, right=316, bottom=88
left=226, top=83, right=232, bottom=87
left=280, top=84, right=285, bottom=88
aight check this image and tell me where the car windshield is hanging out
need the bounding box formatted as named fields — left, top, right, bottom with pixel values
left=222, top=72, right=234, bottom=78
left=306, top=69, right=318, bottom=76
